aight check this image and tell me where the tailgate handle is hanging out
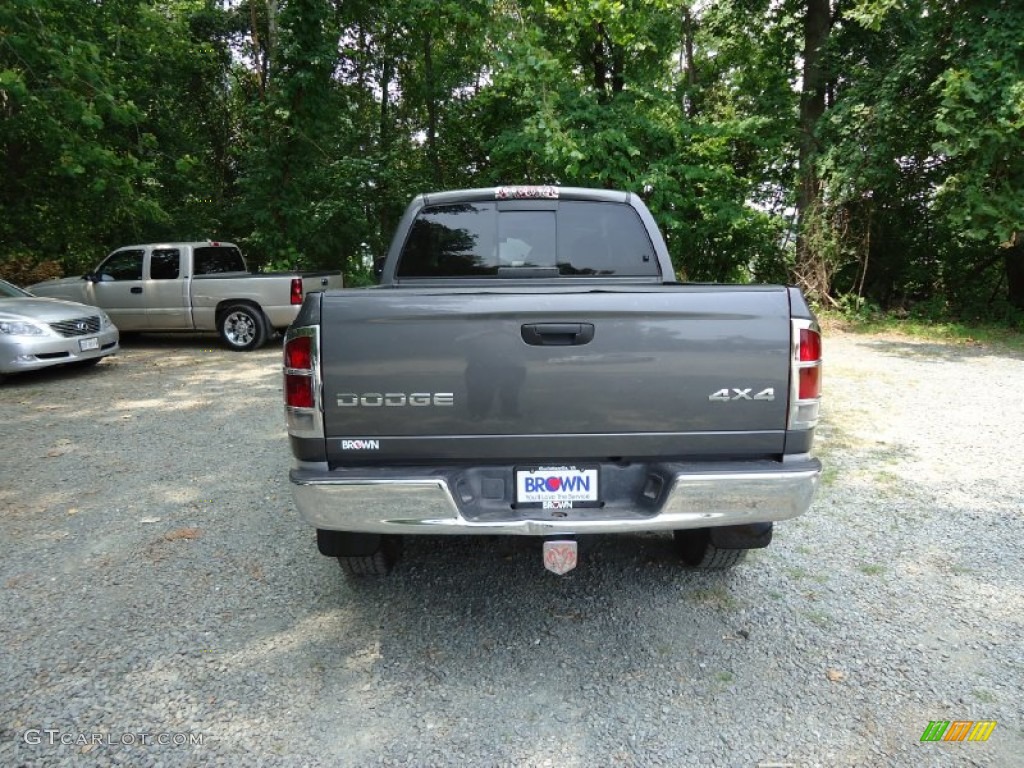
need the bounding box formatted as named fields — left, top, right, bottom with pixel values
left=521, top=323, right=595, bottom=346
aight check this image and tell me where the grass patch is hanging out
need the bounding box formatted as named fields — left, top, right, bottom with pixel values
left=873, top=469, right=902, bottom=486
left=715, top=671, right=734, bottom=683
left=804, top=610, right=831, bottom=626
left=688, top=584, right=739, bottom=610
left=972, top=688, right=997, bottom=704
left=857, top=563, right=886, bottom=576
left=877, top=449, right=903, bottom=466
left=820, top=464, right=840, bottom=488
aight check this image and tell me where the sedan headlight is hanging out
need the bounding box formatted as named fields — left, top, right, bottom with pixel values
left=98, top=311, right=113, bottom=330
left=0, top=319, right=47, bottom=336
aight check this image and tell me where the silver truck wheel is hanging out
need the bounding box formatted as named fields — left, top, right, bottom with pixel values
left=674, top=529, right=748, bottom=570
left=218, top=304, right=267, bottom=351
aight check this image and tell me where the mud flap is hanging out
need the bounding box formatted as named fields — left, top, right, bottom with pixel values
left=542, top=539, right=578, bottom=575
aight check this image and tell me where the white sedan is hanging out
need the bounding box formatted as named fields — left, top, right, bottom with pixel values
left=0, top=278, right=119, bottom=379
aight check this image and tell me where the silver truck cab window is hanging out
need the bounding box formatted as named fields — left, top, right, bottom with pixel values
left=194, top=246, right=245, bottom=275
left=150, top=249, right=181, bottom=280
left=98, top=249, right=144, bottom=281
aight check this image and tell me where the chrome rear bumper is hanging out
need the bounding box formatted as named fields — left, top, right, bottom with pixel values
left=290, top=459, right=821, bottom=536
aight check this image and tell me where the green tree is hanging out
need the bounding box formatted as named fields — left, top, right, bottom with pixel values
left=816, top=0, right=1024, bottom=315
left=473, top=0, right=794, bottom=281
left=3, top=0, right=1020, bottom=314
left=1, top=0, right=238, bottom=273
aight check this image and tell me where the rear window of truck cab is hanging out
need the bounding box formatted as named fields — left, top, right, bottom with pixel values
left=396, top=201, right=658, bottom=278
left=194, top=246, right=245, bottom=275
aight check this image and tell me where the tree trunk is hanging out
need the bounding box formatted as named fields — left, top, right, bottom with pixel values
left=250, top=2, right=268, bottom=100
left=611, top=45, right=624, bottom=94
left=1005, top=241, right=1024, bottom=310
left=794, top=0, right=831, bottom=299
left=378, top=28, right=393, bottom=253
left=592, top=22, right=607, bottom=99
left=266, top=0, right=278, bottom=54
left=424, top=30, right=441, bottom=185
left=379, top=29, right=392, bottom=154
left=681, top=8, right=696, bottom=117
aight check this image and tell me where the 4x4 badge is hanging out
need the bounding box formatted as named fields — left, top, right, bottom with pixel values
left=708, top=388, right=775, bottom=402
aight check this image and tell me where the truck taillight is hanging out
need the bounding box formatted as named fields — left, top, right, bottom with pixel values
left=285, top=374, right=314, bottom=408
left=799, top=327, right=821, bottom=363
left=284, top=335, right=313, bottom=408
left=283, top=327, right=323, bottom=438
left=790, top=321, right=822, bottom=430
left=799, top=366, right=821, bottom=400
left=285, top=335, right=311, bottom=370
left=798, top=328, right=822, bottom=400
left=290, top=278, right=303, bottom=305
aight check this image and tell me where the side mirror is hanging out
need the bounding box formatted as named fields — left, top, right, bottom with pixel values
left=373, top=256, right=387, bottom=282
left=82, top=273, right=94, bottom=282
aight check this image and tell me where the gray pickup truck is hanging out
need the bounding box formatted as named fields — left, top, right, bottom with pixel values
left=284, top=187, right=822, bottom=576
left=30, top=241, right=343, bottom=350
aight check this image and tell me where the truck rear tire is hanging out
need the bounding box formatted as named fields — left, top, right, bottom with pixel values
left=673, top=529, right=749, bottom=570
left=317, top=529, right=402, bottom=576
left=338, top=538, right=402, bottom=576
left=218, top=303, right=267, bottom=351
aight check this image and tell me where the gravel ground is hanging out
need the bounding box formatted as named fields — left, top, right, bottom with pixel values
left=1, top=330, right=1022, bottom=767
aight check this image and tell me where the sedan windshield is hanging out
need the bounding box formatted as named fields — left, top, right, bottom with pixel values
left=0, top=279, right=32, bottom=298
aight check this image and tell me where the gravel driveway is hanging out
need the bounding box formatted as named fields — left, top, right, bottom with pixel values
left=1, top=331, right=1022, bottom=767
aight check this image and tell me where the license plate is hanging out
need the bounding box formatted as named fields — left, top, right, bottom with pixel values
left=515, top=466, right=599, bottom=505
left=79, top=337, right=99, bottom=351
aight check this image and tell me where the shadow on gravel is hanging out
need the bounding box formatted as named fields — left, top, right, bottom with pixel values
left=116, top=332, right=284, bottom=352
left=319, top=530, right=748, bottom=637
left=1, top=333, right=281, bottom=391
left=0, top=359, right=117, bottom=388
left=270, top=533, right=827, bottom=763
left=313, top=530, right=751, bottom=681
left=862, top=338, right=1024, bottom=362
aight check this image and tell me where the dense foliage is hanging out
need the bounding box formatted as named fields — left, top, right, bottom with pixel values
left=1, top=0, right=1021, bottom=317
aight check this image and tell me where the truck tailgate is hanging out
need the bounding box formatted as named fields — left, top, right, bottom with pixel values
left=300, top=272, right=344, bottom=295
left=319, top=285, right=793, bottom=463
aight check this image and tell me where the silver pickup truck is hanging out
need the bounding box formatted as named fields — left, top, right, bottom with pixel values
left=30, top=242, right=343, bottom=350
left=284, top=187, right=822, bottom=576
